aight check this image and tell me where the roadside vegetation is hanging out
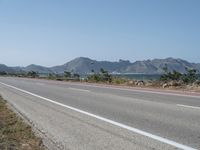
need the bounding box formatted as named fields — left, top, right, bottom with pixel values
left=47, top=71, right=80, bottom=81
left=160, top=65, right=198, bottom=84
left=1, top=66, right=200, bottom=92
left=87, top=68, right=112, bottom=83
left=0, top=71, right=39, bottom=78
left=0, top=96, right=45, bottom=150
left=159, top=66, right=200, bottom=88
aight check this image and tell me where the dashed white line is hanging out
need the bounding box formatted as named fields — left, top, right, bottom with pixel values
left=62, top=82, right=200, bottom=99
left=36, top=82, right=45, bottom=86
left=68, top=87, right=90, bottom=92
left=177, top=104, right=200, bottom=110
left=0, top=81, right=197, bottom=150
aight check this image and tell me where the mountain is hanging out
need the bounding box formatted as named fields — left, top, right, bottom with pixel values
left=51, top=57, right=94, bottom=73
left=50, top=57, right=200, bottom=74
left=23, top=64, right=53, bottom=74
left=1, top=57, right=200, bottom=74
left=192, top=63, right=200, bottom=72
left=150, top=58, right=194, bottom=73
left=51, top=57, right=131, bottom=74
left=120, top=60, right=158, bottom=74
left=0, top=64, right=15, bottom=73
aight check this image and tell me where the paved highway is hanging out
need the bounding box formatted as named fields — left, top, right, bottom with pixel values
left=0, top=77, right=199, bottom=150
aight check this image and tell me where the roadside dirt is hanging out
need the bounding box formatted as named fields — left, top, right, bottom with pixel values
left=0, top=95, right=46, bottom=150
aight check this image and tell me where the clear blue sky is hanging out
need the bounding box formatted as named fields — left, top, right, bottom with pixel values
left=0, top=0, right=199, bottom=66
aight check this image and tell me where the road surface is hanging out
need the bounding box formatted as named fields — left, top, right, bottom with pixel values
left=0, top=77, right=199, bottom=150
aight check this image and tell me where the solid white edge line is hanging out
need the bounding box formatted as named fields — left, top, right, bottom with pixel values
left=177, top=104, right=200, bottom=110
left=0, top=81, right=197, bottom=150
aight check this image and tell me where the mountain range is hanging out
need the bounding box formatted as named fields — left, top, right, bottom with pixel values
left=0, top=57, right=200, bottom=74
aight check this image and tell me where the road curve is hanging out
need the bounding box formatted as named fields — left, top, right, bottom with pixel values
left=0, top=77, right=199, bottom=150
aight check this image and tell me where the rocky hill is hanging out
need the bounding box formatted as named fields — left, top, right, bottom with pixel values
left=51, top=57, right=131, bottom=74
left=1, top=57, right=200, bottom=74
left=50, top=57, right=200, bottom=74
left=0, top=64, right=15, bottom=73
left=24, top=64, right=53, bottom=74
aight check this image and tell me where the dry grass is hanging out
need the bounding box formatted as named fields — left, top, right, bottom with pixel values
left=0, top=96, right=45, bottom=150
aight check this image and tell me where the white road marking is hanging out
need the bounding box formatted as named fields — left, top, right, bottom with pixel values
left=62, top=82, right=200, bottom=99
left=68, top=87, right=90, bottom=92
left=177, top=104, right=200, bottom=110
left=0, top=81, right=197, bottom=150
left=4, top=77, right=200, bottom=99
left=36, top=82, right=45, bottom=86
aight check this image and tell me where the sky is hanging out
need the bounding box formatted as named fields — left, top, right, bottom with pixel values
left=0, top=0, right=200, bottom=67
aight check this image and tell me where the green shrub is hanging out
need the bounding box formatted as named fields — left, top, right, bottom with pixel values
left=182, top=68, right=198, bottom=84
left=87, top=68, right=112, bottom=83
left=160, top=65, right=198, bottom=84
left=27, top=71, right=39, bottom=78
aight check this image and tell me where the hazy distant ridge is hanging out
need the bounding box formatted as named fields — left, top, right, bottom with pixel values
left=1, top=57, right=200, bottom=74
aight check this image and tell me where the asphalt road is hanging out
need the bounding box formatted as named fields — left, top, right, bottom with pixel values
left=0, top=77, right=199, bottom=150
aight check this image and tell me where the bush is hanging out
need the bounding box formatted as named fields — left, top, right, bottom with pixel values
left=48, top=73, right=56, bottom=80
left=73, top=73, right=80, bottom=79
left=87, top=68, right=112, bottom=83
left=160, top=70, right=182, bottom=81
left=64, top=71, right=71, bottom=78
left=160, top=65, right=198, bottom=84
left=27, top=71, right=39, bottom=78
left=0, top=71, right=8, bottom=76
left=182, top=68, right=198, bottom=84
